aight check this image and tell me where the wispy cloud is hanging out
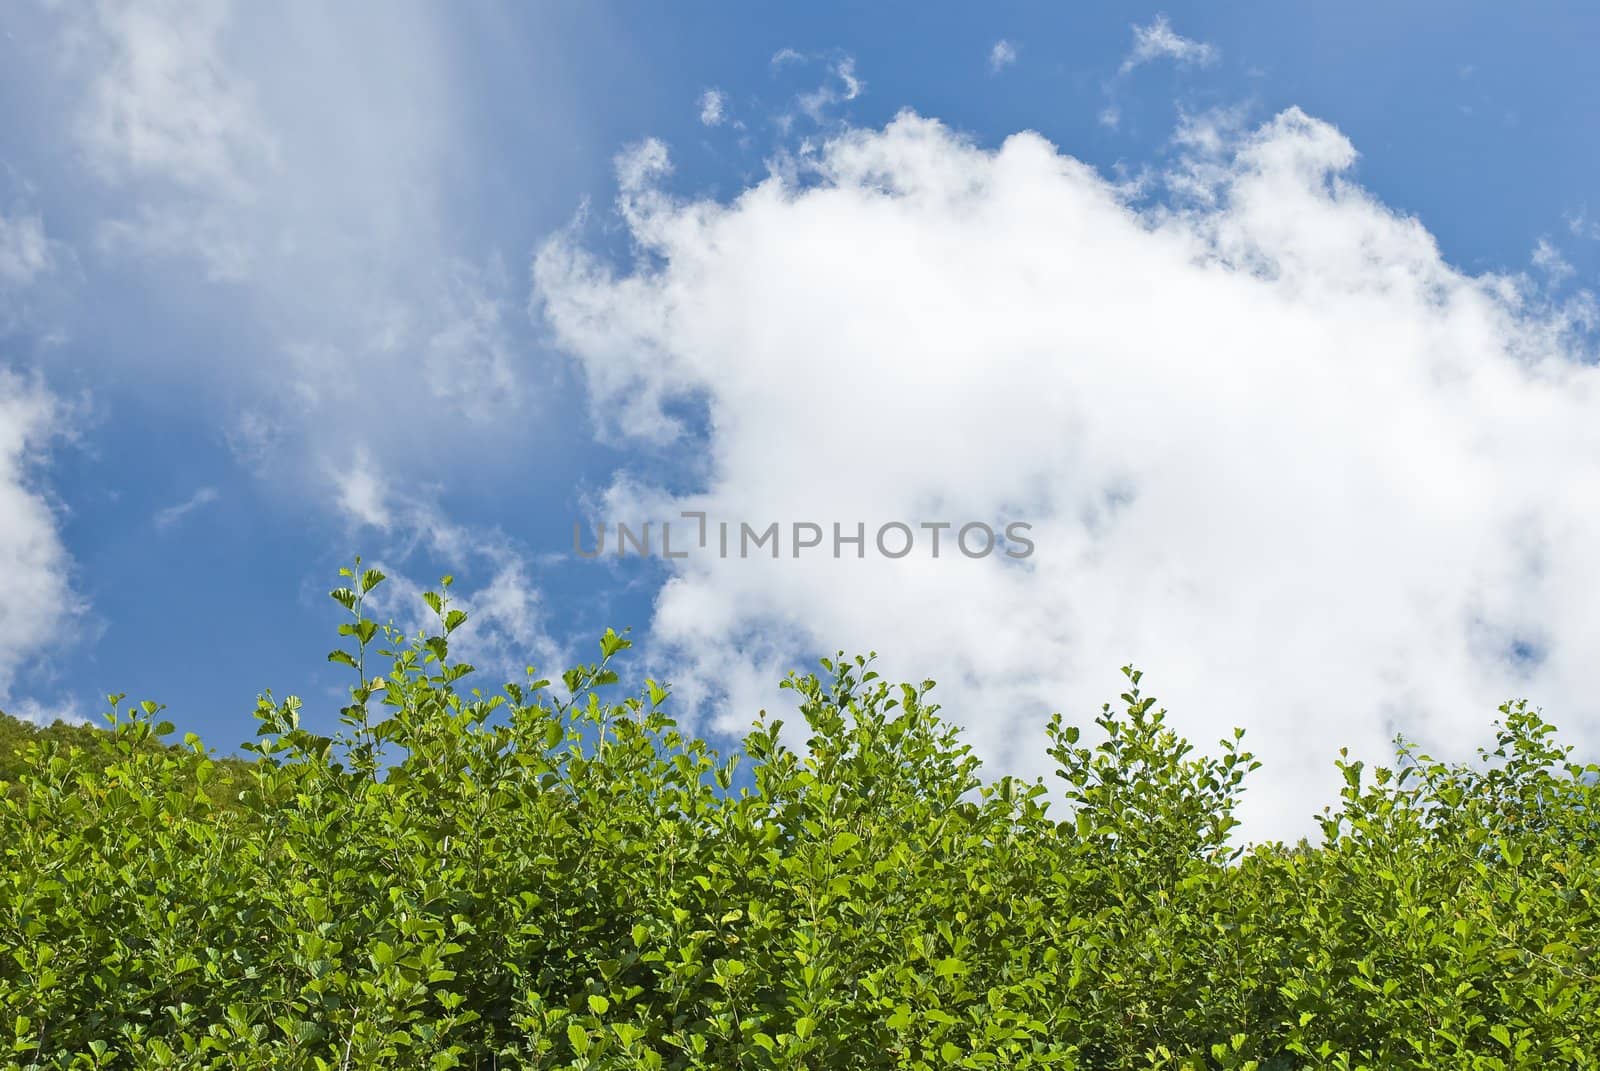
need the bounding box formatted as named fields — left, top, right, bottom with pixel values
left=329, top=451, right=567, bottom=684
left=0, top=204, right=66, bottom=332
left=1567, top=206, right=1600, bottom=241
left=34, top=1, right=543, bottom=509
left=796, top=56, right=863, bottom=123
left=989, top=40, right=1017, bottom=74
left=1120, top=15, right=1219, bottom=74
left=153, top=486, right=220, bottom=530
left=698, top=88, right=727, bottom=126
left=0, top=211, right=54, bottom=288
left=76, top=1, right=277, bottom=198
left=333, top=452, right=392, bottom=531
left=1531, top=238, right=1575, bottom=281
left=72, top=0, right=278, bottom=278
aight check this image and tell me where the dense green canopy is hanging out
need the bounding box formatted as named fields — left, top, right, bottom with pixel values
left=2, top=565, right=1597, bottom=1069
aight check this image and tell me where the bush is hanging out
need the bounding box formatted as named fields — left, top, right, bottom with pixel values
left=1, top=563, right=1597, bottom=1069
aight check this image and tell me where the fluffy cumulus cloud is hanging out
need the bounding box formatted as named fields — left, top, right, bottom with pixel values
left=536, top=107, right=1600, bottom=841
left=0, top=373, right=80, bottom=707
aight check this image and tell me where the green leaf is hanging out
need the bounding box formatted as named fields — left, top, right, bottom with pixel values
left=600, top=628, right=631, bottom=658
left=830, top=831, right=862, bottom=857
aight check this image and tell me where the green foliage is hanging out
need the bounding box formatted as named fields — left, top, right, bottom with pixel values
left=0, top=706, right=252, bottom=807
left=1, top=561, right=1597, bottom=1069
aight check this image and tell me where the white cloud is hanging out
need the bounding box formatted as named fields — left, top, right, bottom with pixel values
left=97, top=205, right=254, bottom=282
left=75, top=0, right=277, bottom=198
left=837, top=59, right=863, bottom=101
left=796, top=57, right=864, bottom=124
left=1172, top=104, right=1249, bottom=156
left=1165, top=105, right=1254, bottom=202
left=364, top=555, right=567, bottom=696
left=0, top=372, right=82, bottom=704
left=1566, top=206, right=1600, bottom=241
left=537, top=107, right=1600, bottom=842
left=1532, top=237, right=1574, bottom=281
left=1120, top=15, right=1219, bottom=74
left=0, top=211, right=54, bottom=288
left=0, top=206, right=66, bottom=333
left=989, top=40, right=1017, bottom=74
left=615, top=138, right=672, bottom=194
left=333, top=450, right=393, bottom=531
left=6, top=696, right=90, bottom=728
left=70, top=0, right=277, bottom=277
left=329, top=451, right=567, bottom=686
left=153, top=485, right=219, bottom=529
left=38, top=2, right=542, bottom=492
left=418, top=260, right=523, bottom=422
left=699, top=88, right=728, bottom=127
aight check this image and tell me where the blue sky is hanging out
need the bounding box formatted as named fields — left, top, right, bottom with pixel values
left=3, top=2, right=1600, bottom=836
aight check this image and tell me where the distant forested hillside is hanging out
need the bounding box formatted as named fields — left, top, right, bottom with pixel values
left=1, top=706, right=251, bottom=805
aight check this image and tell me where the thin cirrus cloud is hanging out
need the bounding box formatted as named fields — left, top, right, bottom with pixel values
left=535, top=107, right=1600, bottom=842
left=153, top=486, right=221, bottom=530
left=989, top=40, right=1017, bottom=74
